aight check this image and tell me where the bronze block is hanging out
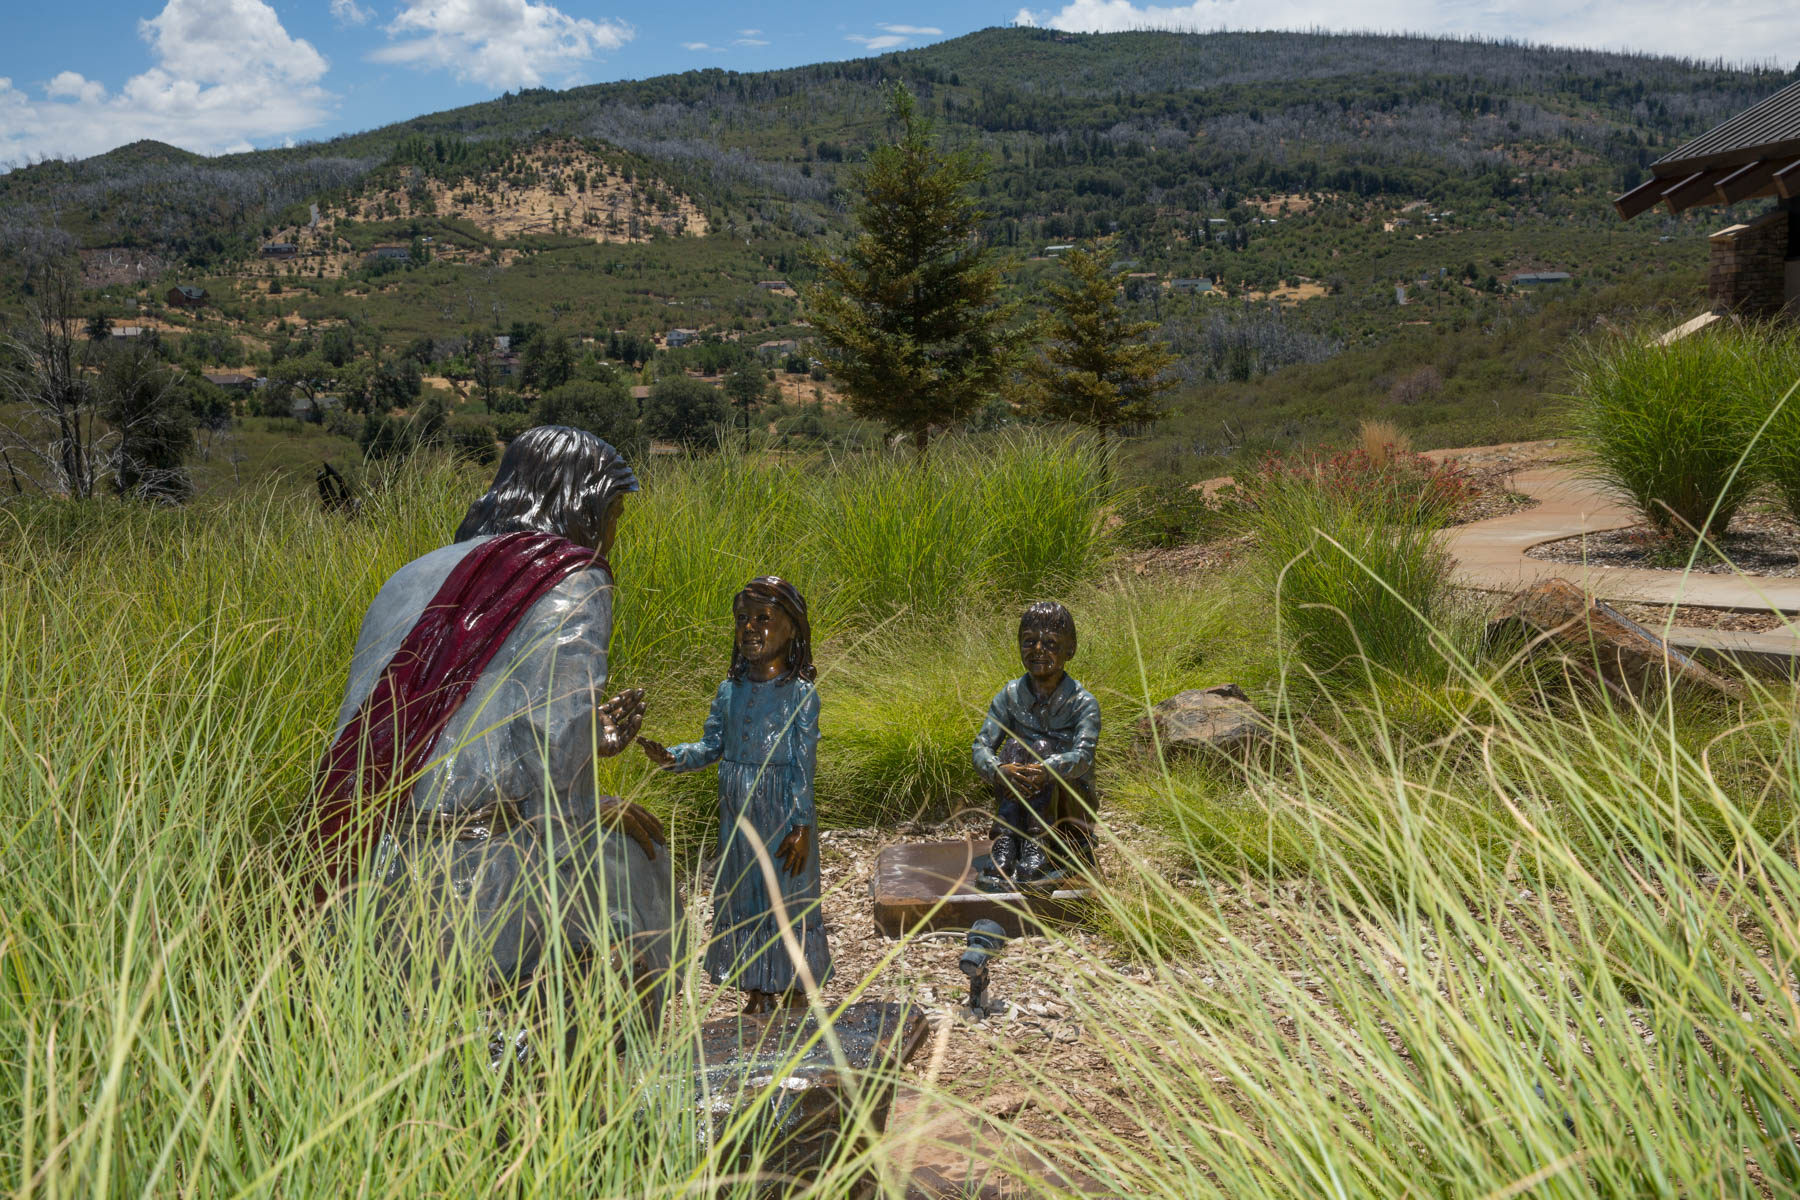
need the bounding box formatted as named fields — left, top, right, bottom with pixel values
left=869, top=838, right=1095, bottom=937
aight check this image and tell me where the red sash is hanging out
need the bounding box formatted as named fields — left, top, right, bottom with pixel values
left=308, top=531, right=606, bottom=902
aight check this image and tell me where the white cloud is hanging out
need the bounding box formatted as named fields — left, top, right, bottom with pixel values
left=1011, top=0, right=1799, bottom=64
left=683, top=41, right=726, bottom=52
left=847, top=34, right=909, bottom=50
left=878, top=23, right=944, bottom=34
left=0, top=0, right=332, bottom=163
left=330, top=0, right=373, bottom=26
left=373, top=0, right=632, bottom=90
left=738, top=28, right=763, bottom=36
left=733, top=36, right=770, bottom=46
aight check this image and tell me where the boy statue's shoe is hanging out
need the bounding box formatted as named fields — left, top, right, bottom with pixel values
left=976, top=834, right=1018, bottom=892
left=988, top=833, right=1017, bottom=876
left=1014, top=837, right=1049, bottom=882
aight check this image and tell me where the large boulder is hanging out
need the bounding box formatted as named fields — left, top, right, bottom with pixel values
left=1485, top=577, right=1747, bottom=701
left=1136, top=683, right=1271, bottom=758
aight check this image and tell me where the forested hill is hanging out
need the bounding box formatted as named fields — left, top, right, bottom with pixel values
left=1, top=26, right=1792, bottom=268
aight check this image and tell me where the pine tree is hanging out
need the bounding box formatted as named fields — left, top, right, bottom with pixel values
left=1026, top=247, right=1176, bottom=453
left=804, top=87, right=1022, bottom=456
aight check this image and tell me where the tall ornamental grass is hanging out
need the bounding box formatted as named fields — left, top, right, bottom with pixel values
left=1566, top=326, right=1771, bottom=537
left=1746, top=322, right=1800, bottom=522
left=1237, top=448, right=1470, bottom=686
left=8, top=439, right=1799, bottom=1197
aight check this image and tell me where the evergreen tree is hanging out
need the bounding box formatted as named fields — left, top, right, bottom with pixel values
left=723, top=364, right=768, bottom=443
left=534, top=378, right=640, bottom=452
left=803, top=87, right=1022, bottom=456
left=98, top=347, right=194, bottom=502
left=1026, top=247, right=1176, bottom=451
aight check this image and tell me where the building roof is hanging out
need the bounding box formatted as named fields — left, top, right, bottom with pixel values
left=172, top=285, right=206, bottom=299
left=203, top=372, right=252, bottom=386
left=1616, top=77, right=1800, bottom=219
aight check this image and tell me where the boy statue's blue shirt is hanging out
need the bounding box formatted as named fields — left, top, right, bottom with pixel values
left=971, top=671, right=1101, bottom=783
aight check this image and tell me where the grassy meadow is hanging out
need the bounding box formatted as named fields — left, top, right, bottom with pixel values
left=4, top=432, right=1800, bottom=1196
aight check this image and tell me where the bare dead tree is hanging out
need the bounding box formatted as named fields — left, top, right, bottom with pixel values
left=0, top=264, right=107, bottom=499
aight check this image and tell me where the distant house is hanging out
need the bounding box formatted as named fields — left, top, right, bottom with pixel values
left=370, top=245, right=412, bottom=262
left=757, top=338, right=799, bottom=359
left=493, top=335, right=512, bottom=353
left=110, top=325, right=146, bottom=340
left=202, top=372, right=256, bottom=395
left=260, top=242, right=298, bottom=258
left=1396, top=285, right=1409, bottom=305
left=666, top=327, right=700, bottom=347
left=1510, top=271, right=1573, bottom=287
left=1043, top=244, right=1076, bottom=256
left=166, top=285, right=207, bottom=309
left=1170, top=277, right=1214, bottom=294
left=1614, top=75, right=1800, bottom=319
left=755, top=280, right=792, bottom=291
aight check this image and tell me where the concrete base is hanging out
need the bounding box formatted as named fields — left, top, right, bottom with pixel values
left=686, top=1001, right=926, bottom=1186
left=870, top=838, right=1095, bottom=938
left=1667, top=626, right=1800, bottom=679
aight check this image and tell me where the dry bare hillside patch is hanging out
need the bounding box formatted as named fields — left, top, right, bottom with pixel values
left=246, top=142, right=710, bottom=280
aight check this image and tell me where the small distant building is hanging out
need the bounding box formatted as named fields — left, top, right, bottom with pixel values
left=1396, top=285, right=1409, bottom=305
left=111, top=325, right=146, bottom=340
left=260, top=242, right=298, bottom=258
left=1510, top=271, right=1573, bottom=287
left=757, top=338, right=799, bottom=359
left=370, top=245, right=412, bottom=261
left=166, top=285, right=207, bottom=309
left=1170, top=277, right=1214, bottom=294
left=1043, top=244, right=1076, bottom=256
left=493, top=335, right=511, bottom=353
left=755, top=280, right=792, bottom=291
left=203, top=372, right=256, bottom=394
left=666, top=327, right=700, bottom=347
left=1615, top=76, right=1800, bottom=318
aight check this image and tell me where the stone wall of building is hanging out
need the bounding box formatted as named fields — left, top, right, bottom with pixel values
left=1708, top=208, right=1790, bottom=318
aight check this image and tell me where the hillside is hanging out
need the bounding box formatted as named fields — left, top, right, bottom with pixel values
left=1, top=27, right=1792, bottom=486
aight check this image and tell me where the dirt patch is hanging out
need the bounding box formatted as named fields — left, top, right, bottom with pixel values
left=1525, top=510, right=1800, bottom=578
left=1245, top=280, right=1328, bottom=305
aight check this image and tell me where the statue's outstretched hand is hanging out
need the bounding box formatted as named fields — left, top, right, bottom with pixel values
left=776, top=824, right=811, bottom=876
left=596, top=796, right=666, bottom=861
left=596, top=688, right=646, bottom=755
left=637, top=736, right=677, bottom=768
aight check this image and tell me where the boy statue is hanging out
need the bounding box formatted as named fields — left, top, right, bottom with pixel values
left=971, top=602, right=1101, bottom=888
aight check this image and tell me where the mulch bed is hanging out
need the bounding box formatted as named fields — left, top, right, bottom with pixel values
left=1525, top=509, right=1800, bottom=579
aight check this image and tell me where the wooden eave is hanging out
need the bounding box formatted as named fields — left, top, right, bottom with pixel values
left=1776, top=158, right=1800, bottom=200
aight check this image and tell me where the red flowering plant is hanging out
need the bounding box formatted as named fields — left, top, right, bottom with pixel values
left=1234, top=446, right=1475, bottom=527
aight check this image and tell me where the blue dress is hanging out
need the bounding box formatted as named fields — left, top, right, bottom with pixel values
left=666, top=676, right=831, bottom=993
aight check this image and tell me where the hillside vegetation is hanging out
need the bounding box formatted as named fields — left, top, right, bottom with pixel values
left=1, top=28, right=1792, bottom=488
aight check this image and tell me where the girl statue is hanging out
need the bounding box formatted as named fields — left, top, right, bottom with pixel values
left=638, top=577, right=832, bottom=1014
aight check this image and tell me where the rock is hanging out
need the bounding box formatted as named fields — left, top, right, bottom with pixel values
left=1486, top=577, right=1747, bottom=701
left=1136, top=684, right=1271, bottom=758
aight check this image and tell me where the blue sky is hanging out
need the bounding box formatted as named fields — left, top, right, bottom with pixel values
left=3, top=0, right=1796, bottom=165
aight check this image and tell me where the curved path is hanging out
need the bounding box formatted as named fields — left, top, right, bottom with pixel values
left=1445, top=465, right=1800, bottom=672
left=1447, top=467, right=1800, bottom=613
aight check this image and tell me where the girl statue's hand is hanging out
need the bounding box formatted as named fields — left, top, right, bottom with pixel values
left=776, top=824, right=811, bottom=876
left=637, top=736, right=677, bottom=768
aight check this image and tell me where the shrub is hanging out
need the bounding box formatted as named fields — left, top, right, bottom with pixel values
left=446, top=415, right=498, bottom=465
left=1566, top=329, right=1764, bottom=537
left=1238, top=448, right=1467, bottom=683
left=642, top=376, right=728, bottom=447
left=533, top=378, right=640, bottom=451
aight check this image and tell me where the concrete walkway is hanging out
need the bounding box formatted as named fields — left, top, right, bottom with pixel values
left=1448, top=467, right=1800, bottom=613
left=1446, top=466, right=1800, bottom=675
